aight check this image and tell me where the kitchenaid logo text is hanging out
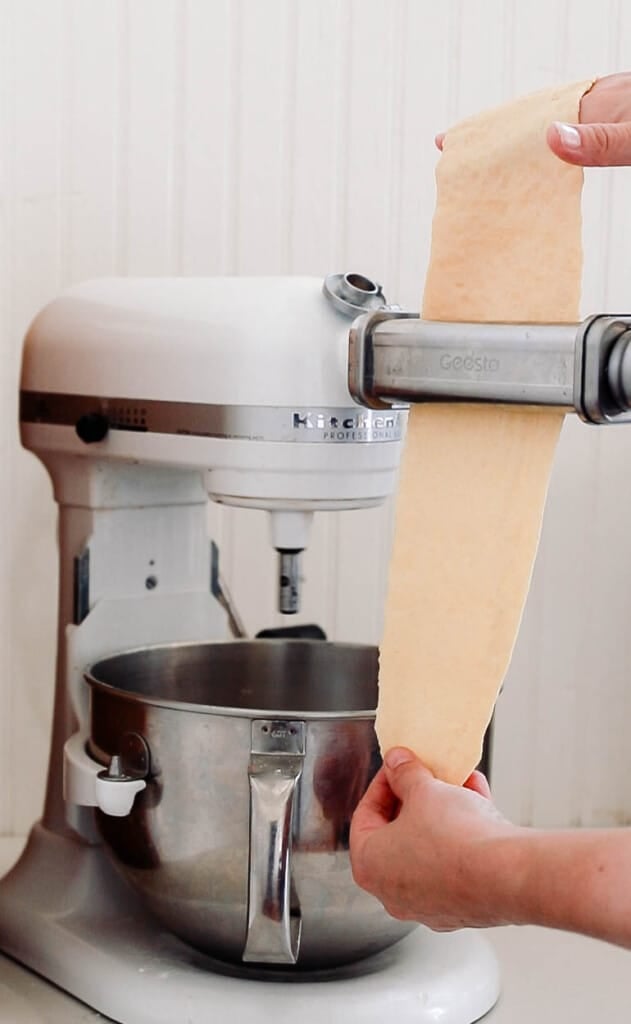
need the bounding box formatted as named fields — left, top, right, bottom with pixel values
left=292, top=410, right=401, bottom=442
left=439, top=352, right=500, bottom=373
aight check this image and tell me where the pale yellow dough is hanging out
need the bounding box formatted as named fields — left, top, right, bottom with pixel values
left=376, top=80, right=594, bottom=785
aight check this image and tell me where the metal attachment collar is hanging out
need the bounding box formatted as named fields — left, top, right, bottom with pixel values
left=322, top=272, right=386, bottom=317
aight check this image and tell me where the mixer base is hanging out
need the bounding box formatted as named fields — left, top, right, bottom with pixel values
left=0, top=825, right=500, bottom=1023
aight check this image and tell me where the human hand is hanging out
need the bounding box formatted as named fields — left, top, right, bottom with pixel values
left=435, top=73, right=631, bottom=167
left=349, top=747, right=522, bottom=930
left=547, top=73, right=631, bottom=165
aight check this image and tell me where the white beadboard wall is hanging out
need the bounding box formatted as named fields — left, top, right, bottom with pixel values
left=1, top=0, right=631, bottom=838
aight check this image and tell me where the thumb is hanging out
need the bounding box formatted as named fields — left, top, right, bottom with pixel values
left=383, top=747, right=433, bottom=800
left=547, top=120, right=631, bottom=167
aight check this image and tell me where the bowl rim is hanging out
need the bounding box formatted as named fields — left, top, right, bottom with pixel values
left=84, top=638, right=378, bottom=720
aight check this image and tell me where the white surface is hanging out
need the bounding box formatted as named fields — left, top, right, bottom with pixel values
left=5, top=0, right=631, bottom=841
left=0, top=933, right=499, bottom=1024
left=0, top=922, right=628, bottom=1024
left=0, top=836, right=498, bottom=1024
left=23, top=277, right=354, bottom=405
left=2, top=10, right=631, bottom=1018
left=1, top=838, right=629, bottom=1022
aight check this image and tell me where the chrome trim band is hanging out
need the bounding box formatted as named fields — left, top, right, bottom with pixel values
left=20, top=391, right=405, bottom=444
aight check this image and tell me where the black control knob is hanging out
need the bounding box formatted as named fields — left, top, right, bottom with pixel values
left=75, top=412, right=109, bottom=444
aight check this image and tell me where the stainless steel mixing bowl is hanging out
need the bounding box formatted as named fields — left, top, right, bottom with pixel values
left=85, top=640, right=415, bottom=969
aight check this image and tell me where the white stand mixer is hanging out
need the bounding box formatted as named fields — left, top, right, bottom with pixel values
left=16, top=269, right=631, bottom=1022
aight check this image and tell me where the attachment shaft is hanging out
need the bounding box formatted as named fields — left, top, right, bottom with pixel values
left=348, top=310, right=631, bottom=424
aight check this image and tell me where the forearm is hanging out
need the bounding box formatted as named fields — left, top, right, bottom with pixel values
left=482, top=827, right=631, bottom=947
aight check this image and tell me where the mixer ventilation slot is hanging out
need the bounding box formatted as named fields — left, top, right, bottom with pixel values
left=109, top=406, right=148, bottom=432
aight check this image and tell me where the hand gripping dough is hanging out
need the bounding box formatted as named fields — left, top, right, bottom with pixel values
left=376, top=80, right=594, bottom=785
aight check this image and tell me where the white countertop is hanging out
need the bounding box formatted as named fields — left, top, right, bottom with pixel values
left=0, top=837, right=628, bottom=1022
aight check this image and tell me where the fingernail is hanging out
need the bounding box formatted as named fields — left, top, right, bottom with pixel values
left=554, top=121, right=582, bottom=148
left=385, top=747, right=414, bottom=770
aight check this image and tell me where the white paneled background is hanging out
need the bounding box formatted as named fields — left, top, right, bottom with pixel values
left=2, top=0, right=631, bottom=842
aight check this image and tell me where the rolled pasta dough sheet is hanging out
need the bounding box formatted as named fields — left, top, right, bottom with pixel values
left=376, top=80, right=594, bottom=785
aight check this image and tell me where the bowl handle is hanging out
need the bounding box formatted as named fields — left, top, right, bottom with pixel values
left=242, top=720, right=305, bottom=965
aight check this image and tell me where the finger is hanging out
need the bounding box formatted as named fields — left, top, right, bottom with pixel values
left=350, top=767, right=398, bottom=837
left=435, top=132, right=445, bottom=151
left=579, top=73, right=631, bottom=126
left=463, top=770, right=492, bottom=799
left=547, top=120, right=631, bottom=167
left=383, top=747, right=434, bottom=801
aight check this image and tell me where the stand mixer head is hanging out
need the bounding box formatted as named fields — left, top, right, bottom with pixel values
left=20, top=273, right=406, bottom=615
